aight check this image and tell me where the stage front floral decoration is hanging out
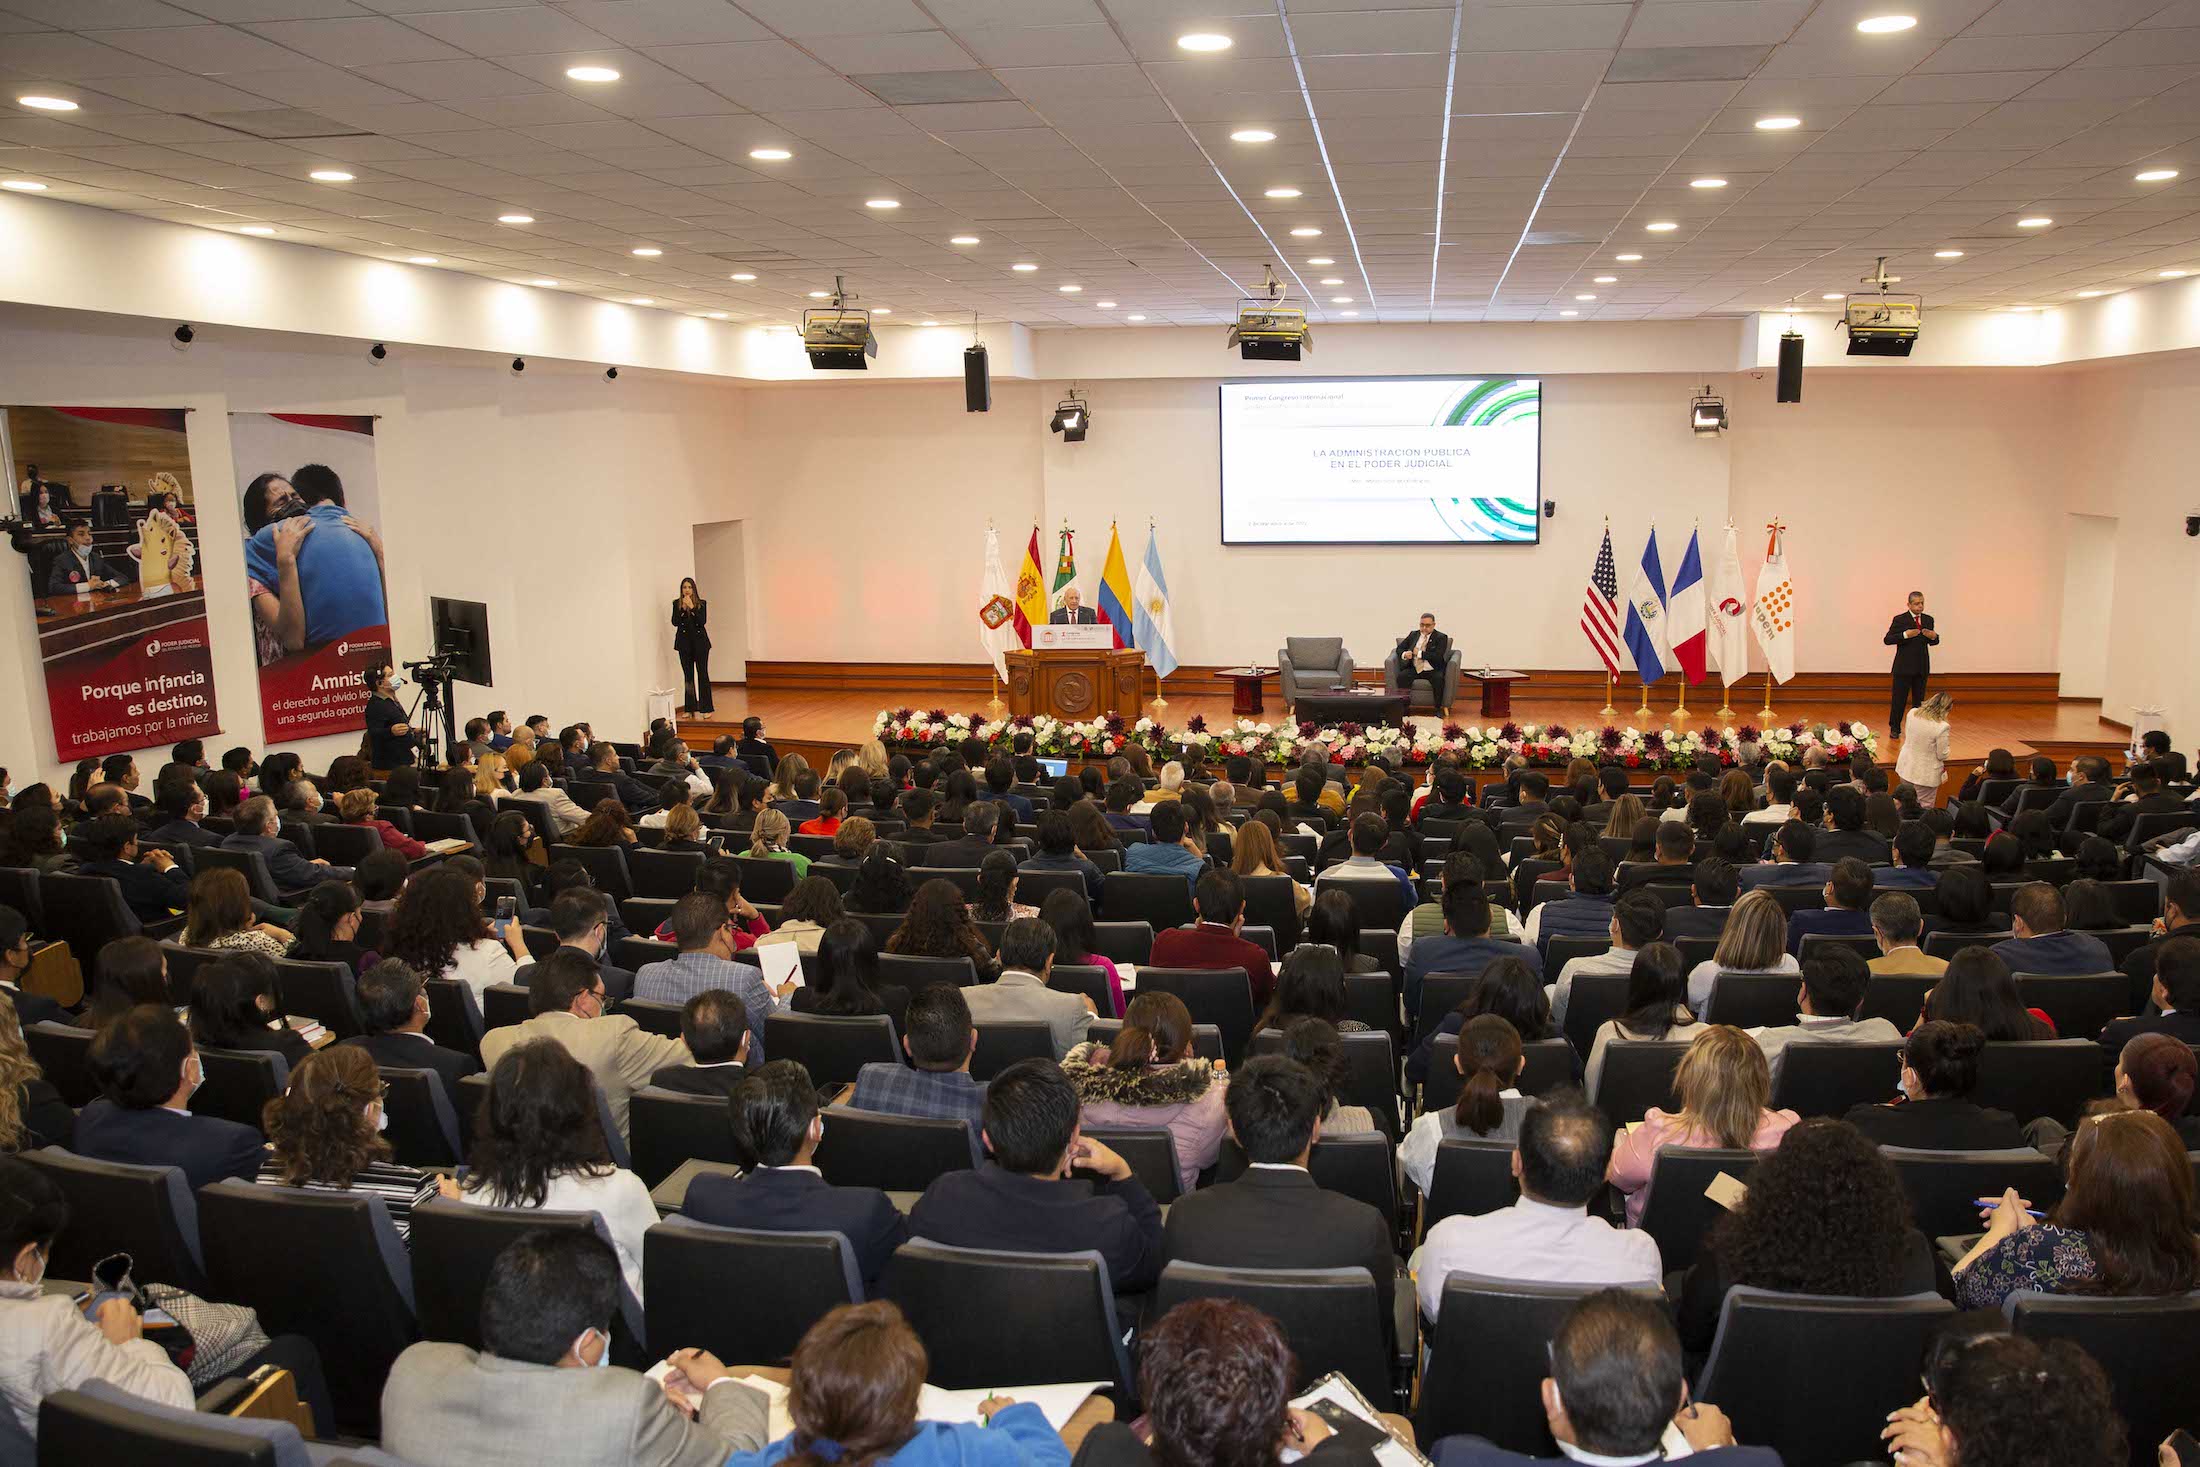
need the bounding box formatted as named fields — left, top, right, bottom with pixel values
left=873, top=709, right=1877, bottom=772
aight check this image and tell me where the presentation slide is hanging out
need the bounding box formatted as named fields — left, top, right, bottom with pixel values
left=1219, top=377, right=1542, bottom=545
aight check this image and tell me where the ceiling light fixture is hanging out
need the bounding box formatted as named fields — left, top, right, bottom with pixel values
left=309, top=169, right=353, bottom=182
left=1096, top=301, right=1116, bottom=308
left=565, top=65, right=619, bottom=82
left=2077, top=290, right=2107, bottom=297
left=240, top=225, right=275, bottom=235
left=531, top=278, right=557, bottom=287
left=1049, top=389, right=1090, bottom=443
left=632, top=246, right=661, bottom=256
left=872, top=308, right=890, bottom=315
left=407, top=255, right=437, bottom=264
left=1058, top=284, right=1081, bottom=292
left=807, top=290, right=830, bottom=298
left=1330, top=295, right=1352, bottom=303
left=1230, top=128, right=1275, bottom=143
left=1289, top=227, right=1322, bottom=237
left=1, top=180, right=47, bottom=191
left=1319, top=277, right=1344, bottom=285
left=628, top=297, right=653, bottom=305
left=1594, top=275, right=1617, bottom=283
left=1012, top=262, right=1038, bottom=271
left=1690, top=177, right=1727, bottom=188
left=1575, top=293, right=1595, bottom=301
left=1560, top=310, right=1578, bottom=317
left=2016, top=216, right=2051, bottom=228
left=1127, top=314, right=1146, bottom=321
left=749, top=147, right=791, bottom=161
left=1177, top=32, right=1232, bottom=51
left=865, top=198, right=899, bottom=209
left=1755, top=115, right=1801, bottom=130
left=1307, top=256, right=1333, bottom=265
left=2136, top=168, right=2180, bottom=182
left=1616, top=252, right=1642, bottom=261
left=950, top=235, right=980, bottom=245
left=498, top=213, right=534, bottom=224
left=1264, top=187, right=1300, bottom=198
left=706, top=312, right=728, bottom=319
left=1856, top=14, right=1918, bottom=33
left=921, top=320, right=940, bottom=326
left=1821, top=292, right=1844, bottom=300
left=1934, top=249, right=1963, bottom=258
left=1646, top=220, right=1678, bottom=231
left=16, top=96, right=76, bottom=112
left=731, top=272, right=757, bottom=281
left=2160, top=269, right=2187, bottom=279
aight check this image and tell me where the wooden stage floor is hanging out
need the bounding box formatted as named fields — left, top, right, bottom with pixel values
left=676, top=685, right=2129, bottom=772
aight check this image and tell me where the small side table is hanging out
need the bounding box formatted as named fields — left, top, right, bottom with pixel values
left=1467, top=669, right=1527, bottom=719
left=1223, top=666, right=1273, bottom=717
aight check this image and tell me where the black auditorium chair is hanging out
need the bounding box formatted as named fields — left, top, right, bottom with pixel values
left=643, top=1222, right=863, bottom=1369
left=1153, top=1262, right=1391, bottom=1404
left=883, top=1241, right=1134, bottom=1400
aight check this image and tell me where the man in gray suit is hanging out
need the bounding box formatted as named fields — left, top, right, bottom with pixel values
left=962, top=918, right=1094, bottom=1059
left=220, top=794, right=352, bottom=891
left=381, top=1228, right=766, bottom=1467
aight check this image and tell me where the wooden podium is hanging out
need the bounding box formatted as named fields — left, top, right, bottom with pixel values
left=1005, top=646, right=1145, bottom=720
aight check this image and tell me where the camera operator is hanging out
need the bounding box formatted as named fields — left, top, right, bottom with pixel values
left=365, top=661, right=416, bottom=770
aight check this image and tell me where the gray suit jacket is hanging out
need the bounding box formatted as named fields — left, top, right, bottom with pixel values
left=379, top=1341, right=766, bottom=1467
left=964, top=969, right=1093, bottom=1058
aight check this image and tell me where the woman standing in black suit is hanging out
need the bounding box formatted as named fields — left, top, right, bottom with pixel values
left=672, top=577, right=712, bottom=714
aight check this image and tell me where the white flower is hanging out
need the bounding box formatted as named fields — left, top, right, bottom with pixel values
left=1255, top=722, right=1272, bottom=735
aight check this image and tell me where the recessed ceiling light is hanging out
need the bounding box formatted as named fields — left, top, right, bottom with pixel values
left=730, top=272, right=757, bottom=282
left=16, top=96, right=77, bottom=112
left=498, top=213, right=534, bottom=224
left=1290, top=227, right=1322, bottom=237
left=1645, top=220, right=1679, bottom=231
left=407, top=256, right=437, bottom=264
left=1593, top=275, right=1617, bottom=283
left=1934, top=249, right=1964, bottom=258
left=1127, top=314, right=1146, bottom=321
left=1177, top=32, right=1232, bottom=51
left=706, top=312, right=729, bottom=319
left=632, top=246, right=661, bottom=256
left=1230, top=128, right=1275, bottom=143
left=565, top=65, right=619, bottom=82
left=921, top=320, right=940, bottom=326
left=2077, top=289, right=2107, bottom=297
left=1330, top=295, right=1352, bottom=303
left=1821, top=292, right=1844, bottom=300
left=1, top=180, right=47, bottom=191
left=1307, top=256, right=1334, bottom=265
left=1560, top=309, right=1579, bottom=316
left=865, top=198, right=899, bottom=209
left=1856, top=15, right=1917, bottom=33
left=2016, top=216, right=2051, bottom=228
left=1012, top=262, right=1038, bottom=271
left=1616, top=252, right=1643, bottom=261
left=1058, top=284, right=1081, bottom=292
left=628, top=297, right=654, bottom=305
left=1755, top=115, right=1802, bottom=130
left=1096, top=301, right=1116, bottom=308
left=749, top=148, right=791, bottom=161
left=2160, top=269, right=2188, bottom=279
left=872, top=307, right=890, bottom=315
left=1264, top=187, right=1301, bottom=199
left=531, top=278, right=557, bottom=287
left=950, top=235, right=980, bottom=245
left=2002, top=305, right=2036, bottom=312
left=1319, top=277, right=1344, bottom=285
left=1570, top=293, right=1593, bottom=301
left=2136, top=168, right=2180, bottom=182
left=807, top=290, right=830, bottom=298
left=1690, top=177, right=1727, bottom=189
left=309, top=169, right=353, bottom=182
left=240, top=225, right=275, bottom=235
left=1339, top=310, right=1358, bottom=317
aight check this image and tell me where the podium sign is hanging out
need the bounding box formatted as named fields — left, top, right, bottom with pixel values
left=1033, top=623, right=1115, bottom=651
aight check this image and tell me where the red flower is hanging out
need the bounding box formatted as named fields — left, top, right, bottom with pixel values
left=1624, top=754, right=1640, bottom=767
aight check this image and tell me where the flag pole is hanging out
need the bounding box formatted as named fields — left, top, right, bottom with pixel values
left=1672, top=686, right=1688, bottom=726
left=1601, top=673, right=1616, bottom=719
left=1759, top=673, right=1776, bottom=724
left=1634, top=674, right=1652, bottom=722
left=1716, top=677, right=1735, bottom=721
left=986, top=671, right=1005, bottom=720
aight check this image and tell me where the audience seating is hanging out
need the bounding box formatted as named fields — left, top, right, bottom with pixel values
left=1769, top=1042, right=1904, bottom=1118
left=39, top=873, right=155, bottom=961
left=1416, top=1277, right=1662, bottom=1451
left=876, top=952, right=977, bottom=990
left=765, top=1012, right=898, bottom=1088
left=1418, top=1138, right=1519, bottom=1234
left=24, top=1020, right=96, bottom=1107
left=197, top=1180, right=416, bottom=1437
left=1009, top=868, right=1090, bottom=908
left=1046, top=964, right=1115, bottom=1014
left=643, top=1221, right=862, bottom=1369
left=376, top=1067, right=461, bottom=1169
left=1089, top=921, right=1155, bottom=966
left=190, top=1047, right=289, bottom=1132
left=1134, top=967, right=1257, bottom=1065
left=36, top=1380, right=316, bottom=1467
left=629, top=1086, right=743, bottom=1188
left=1420, top=1035, right=1574, bottom=1110
left=814, top=1107, right=974, bottom=1192
left=1883, top=1147, right=2065, bottom=1238
left=1588, top=1040, right=1690, bottom=1126
left=1857, top=975, right=1936, bottom=1030
left=1089, top=1018, right=1223, bottom=1062
left=1924, top=928, right=2011, bottom=960
left=1078, top=1126, right=1183, bottom=1204
left=410, top=810, right=481, bottom=848
left=1316, top=878, right=1406, bottom=933
left=1797, top=933, right=1879, bottom=962
left=549, top=844, right=631, bottom=900
left=1636, top=1147, right=1759, bottom=1273
left=1697, top=1287, right=1957, bottom=1467
left=969, top=1020, right=1055, bottom=1080
left=311, top=824, right=383, bottom=870
left=1100, top=872, right=1197, bottom=932
left=1973, top=1039, right=2107, bottom=1126
left=1544, top=935, right=1609, bottom=972
left=730, top=856, right=796, bottom=905
left=1702, top=974, right=1801, bottom=1028
left=1277, top=637, right=1354, bottom=707
left=627, top=849, right=705, bottom=899
left=1250, top=1027, right=1397, bottom=1131
left=883, top=1241, right=1134, bottom=1399
left=272, top=958, right=363, bottom=1040
left=480, top=982, right=531, bottom=1031
left=1559, top=971, right=1633, bottom=1055
left=2005, top=1289, right=2200, bottom=1467
left=0, top=866, right=41, bottom=931
left=23, top=1147, right=206, bottom=1295
left=419, top=978, right=483, bottom=1057
left=408, top=1197, right=644, bottom=1366
left=1239, top=875, right=1305, bottom=950
left=613, top=996, right=684, bottom=1039
left=1154, top=1262, right=1392, bottom=1404
left=191, top=846, right=289, bottom=905
left=1414, top=973, right=1479, bottom=1041
left=1215, top=1132, right=1395, bottom=1226
left=2010, top=973, right=2124, bottom=1043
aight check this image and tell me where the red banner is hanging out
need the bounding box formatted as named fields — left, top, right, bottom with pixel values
left=5, top=404, right=222, bottom=760
left=256, top=623, right=389, bottom=741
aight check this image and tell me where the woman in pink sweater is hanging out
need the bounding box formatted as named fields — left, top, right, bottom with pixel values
left=1608, top=1024, right=1798, bottom=1227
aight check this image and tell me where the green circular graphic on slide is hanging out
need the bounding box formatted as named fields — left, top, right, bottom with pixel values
left=1428, top=379, right=1540, bottom=542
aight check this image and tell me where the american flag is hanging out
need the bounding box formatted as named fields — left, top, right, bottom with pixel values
left=1581, top=527, right=1623, bottom=676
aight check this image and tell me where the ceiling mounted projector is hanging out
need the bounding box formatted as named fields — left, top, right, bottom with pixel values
left=1841, top=255, right=1921, bottom=357
left=802, top=274, right=878, bottom=370
left=1228, top=266, right=1311, bottom=361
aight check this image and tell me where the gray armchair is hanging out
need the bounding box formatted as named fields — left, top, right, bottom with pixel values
left=1386, top=643, right=1462, bottom=713
left=1278, top=637, right=1355, bottom=706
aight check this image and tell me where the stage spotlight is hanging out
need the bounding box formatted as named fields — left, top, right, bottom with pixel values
left=368, top=342, right=387, bottom=363
left=801, top=274, right=878, bottom=370
left=171, top=323, right=194, bottom=351
left=1049, top=389, right=1090, bottom=443
left=511, top=357, right=526, bottom=374
left=1690, top=386, right=1727, bottom=434
left=604, top=366, right=619, bottom=381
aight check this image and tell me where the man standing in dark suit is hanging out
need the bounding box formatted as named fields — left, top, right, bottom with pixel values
left=646, top=990, right=750, bottom=1100
left=684, top=1061, right=907, bottom=1295
left=1395, top=612, right=1452, bottom=708
left=74, top=1006, right=265, bottom=1194
left=1162, top=1055, right=1398, bottom=1346
left=1883, top=590, right=1939, bottom=737
left=342, top=959, right=482, bottom=1098
left=1047, top=588, right=1099, bottom=625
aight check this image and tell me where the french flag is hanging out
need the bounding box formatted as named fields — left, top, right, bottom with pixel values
left=1667, top=528, right=1708, bottom=684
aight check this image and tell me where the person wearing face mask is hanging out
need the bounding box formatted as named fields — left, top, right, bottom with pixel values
left=341, top=958, right=481, bottom=1097
left=256, top=1044, right=445, bottom=1242
left=0, top=1155, right=197, bottom=1434
left=364, top=661, right=416, bottom=770
left=481, top=950, right=690, bottom=1143
left=0, top=907, right=63, bottom=1029
left=73, top=1005, right=266, bottom=1193
left=1842, top=1021, right=2026, bottom=1151
left=380, top=1228, right=766, bottom=1467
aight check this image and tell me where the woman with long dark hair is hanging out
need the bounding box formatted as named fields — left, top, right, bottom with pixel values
left=885, top=879, right=997, bottom=980
left=183, top=868, right=291, bottom=957
left=1253, top=943, right=1366, bottom=1036
left=1301, top=888, right=1377, bottom=974
left=288, top=881, right=369, bottom=973
left=1406, top=954, right=1569, bottom=1090
left=1401, top=1013, right=1528, bottom=1193
left=1585, top=941, right=1704, bottom=1095
left=188, top=954, right=311, bottom=1065
left=480, top=810, right=547, bottom=907
left=1922, top=948, right=2054, bottom=1039
left=385, top=863, right=523, bottom=1002
left=567, top=798, right=636, bottom=849
left=1038, top=887, right=1123, bottom=1018
left=846, top=848, right=913, bottom=915
left=790, top=918, right=910, bottom=1036
left=78, top=937, right=170, bottom=1030
left=1931, top=864, right=1998, bottom=935
left=672, top=576, right=712, bottom=715
left=1063, top=991, right=1228, bottom=1192
left=968, top=849, right=1034, bottom=924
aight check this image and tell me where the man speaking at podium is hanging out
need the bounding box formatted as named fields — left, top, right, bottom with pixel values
left=1050, top=588, right=1099, bottom=625
left=1396, top=612, right=1450, bottom=706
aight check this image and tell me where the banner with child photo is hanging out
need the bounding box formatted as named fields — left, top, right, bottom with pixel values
left=227, top=413, right=392, bottom=742
left=2, top=405, right=221, bottom=760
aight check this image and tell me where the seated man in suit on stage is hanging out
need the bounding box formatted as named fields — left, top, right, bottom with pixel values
left=74, top=1004, right=266, bottom=1194
left=1048, top=588, right=1099, bottom=625
left=1429, top=1289, right=1773, bottom=1467
left=381, top=1228, right=767, bottom=1467
left=908, top=1056, right=1164, bottom=1294
left=1734, top=820, right=1830, bottom=893
left=963, top=917, right=1094, bottom=1059
left=1395, top=611, right=1451, bottom=705
left=342, top=958, right=482, bottom=1097
left=683, top=1060, right=907, bottom=1295
left=1990, top=883, right=2114, bottom=977
left=647, top=989, right=750, bottom=1100
left=1150, top=869, right=1278, bottom=1011
left=1123, top=798, right=1207, bottom=893
left=850, top=982, right=986, bottom=1150
left=1784, top=858, right=1878, bottom=957
left=1162, top=1053, right=1399, bottom=1347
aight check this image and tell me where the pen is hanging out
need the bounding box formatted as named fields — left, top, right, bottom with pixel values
left=1973, top=1197, right=2046, bottom=1219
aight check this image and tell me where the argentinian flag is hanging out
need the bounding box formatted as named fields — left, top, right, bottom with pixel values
left=1132, top=529, right=1179, bottom=679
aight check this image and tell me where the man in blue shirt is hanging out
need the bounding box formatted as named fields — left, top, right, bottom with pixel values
left=1991, top=882, right=2114, bottom=977
left=635, top=893, right=788, bottom=1058
left=849, top=984, right=986, bottom=1159
left=1124, top=799, right=1206, bottom=894
left=241, top=463, right=385, bottom=649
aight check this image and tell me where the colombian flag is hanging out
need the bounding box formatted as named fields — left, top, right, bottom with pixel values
left=1097, top=522, right=1136, bottom=649
left=1013, top=523, right=1046, bottom=646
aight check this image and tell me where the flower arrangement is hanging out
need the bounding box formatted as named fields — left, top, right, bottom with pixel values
left=873, top=708, right=1877, bottom=772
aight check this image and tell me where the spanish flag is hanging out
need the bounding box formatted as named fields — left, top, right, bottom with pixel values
left=1013, top=522, right=1046, bottom=646
left=1096, top=521, right=1136, bottom=650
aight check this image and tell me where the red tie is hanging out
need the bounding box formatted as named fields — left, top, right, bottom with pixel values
left=1913, top=614, right=1920, bottom=629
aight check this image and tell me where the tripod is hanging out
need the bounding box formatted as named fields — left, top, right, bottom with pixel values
left=406, top=669, right=461, bottom=769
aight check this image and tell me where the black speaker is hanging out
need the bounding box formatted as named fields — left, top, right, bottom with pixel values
left=1776, top=331, right=1803, bottom=403
left=963, top=345, right=989, bottom=412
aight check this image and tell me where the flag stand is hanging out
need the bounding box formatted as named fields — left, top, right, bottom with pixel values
left=1716, top=680, right=1735, bottom=721
left=1633, top=676, right=1652, bottom=722
left=1600, top=674, right=1616, bottom=719
left=1148, top=673, right=1168, bottom=719
left=985, top=671, right=1006, bottom=721
left=1758, top=673, right=1776, bottom=725
left=1672, top=695, right=1689, bottom=726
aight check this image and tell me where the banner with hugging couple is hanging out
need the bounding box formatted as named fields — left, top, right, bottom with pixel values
left=228, top=413, right=391, bottom=741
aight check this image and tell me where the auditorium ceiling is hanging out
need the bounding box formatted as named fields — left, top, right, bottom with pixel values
left=5, top=1, right=2200, bottom=326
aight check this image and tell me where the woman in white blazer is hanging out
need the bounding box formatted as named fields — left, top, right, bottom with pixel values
left=1895, top=692, right=1954, bottom=807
